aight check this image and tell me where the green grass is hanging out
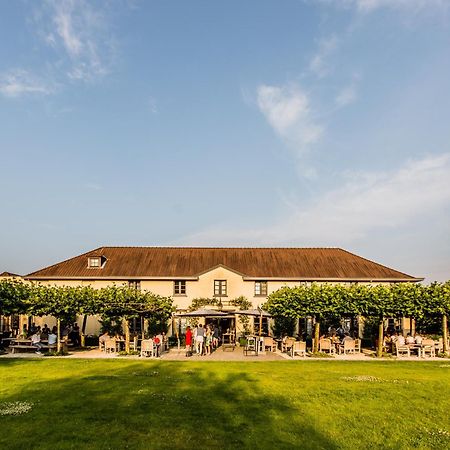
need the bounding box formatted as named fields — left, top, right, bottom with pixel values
left=0, top=359, right=449, bottom=449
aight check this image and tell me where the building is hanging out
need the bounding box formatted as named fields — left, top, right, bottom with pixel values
left=22, top=247, right=422, bottom=336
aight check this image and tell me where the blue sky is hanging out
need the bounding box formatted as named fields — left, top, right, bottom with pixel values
left=1, top=0, right=449, bottom=282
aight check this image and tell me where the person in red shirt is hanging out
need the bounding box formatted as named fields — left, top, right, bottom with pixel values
left=185, top=326, right=193, bottom=357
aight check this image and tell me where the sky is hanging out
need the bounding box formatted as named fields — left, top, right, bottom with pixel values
left=1, top=0, right=450, bottom=282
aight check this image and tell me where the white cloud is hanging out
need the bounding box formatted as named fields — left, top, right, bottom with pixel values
left=183, top=153, right=450, bottom=246
left=0, top=69, right=54, bottom=98
left=309, top=35, right=339, bottom=78
left=335, top=83, right=357, bottom=107
left=256, top=83, right=324, bottom=161
left=323, top=0, right=449, bottom=14
left=38, top=0, right=115, bottom=82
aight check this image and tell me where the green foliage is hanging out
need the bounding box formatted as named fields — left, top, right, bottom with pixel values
left=264, top=281, right=450, bottom=320
left=0, top=280, right=174, bottom=335
left=188, top=297, right=217, bottom=311
left=272, top=316, right=296, bottom=338
left=230, top=296, right=252, bottom=335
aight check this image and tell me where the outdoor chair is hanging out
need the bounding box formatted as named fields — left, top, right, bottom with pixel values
left=395, top=342, right=410, bottom=357
left=264, top=337, right=277, bottom=352
left=292, top=341, right=306, bottom=357
left=129, top=336, right=138, bottom=352
left=282, top=338, right=295, bottom=354
left=244, top=336, right=258, bottom=356
left=318, top=338, right=335, bottom=355
left=354, top=339, right=361, bottom=353
left=421, top=339, right=435, bottom=358
left=105, top=338, right=117, bottom=354
left=339, top=339, right=356, bottom=355
left=140, top=339, right=155, bottom=358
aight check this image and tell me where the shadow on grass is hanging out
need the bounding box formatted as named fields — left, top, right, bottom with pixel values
left=0, top=359, right=337, bottom=450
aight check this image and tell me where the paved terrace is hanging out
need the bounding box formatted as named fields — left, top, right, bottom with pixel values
left=1, top=346, right=445, bottom=361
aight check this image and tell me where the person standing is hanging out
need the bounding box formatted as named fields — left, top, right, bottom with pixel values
left=185, top=326, right=192, bottom=357
left=205, top=327, right=212, bottom=355
left=195, top=324, right=205, bottom=355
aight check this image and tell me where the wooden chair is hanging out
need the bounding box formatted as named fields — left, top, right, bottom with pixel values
left=319, top=338, right=335, bottom=355
left=354, top=339, right=361, bottom=353
left=129, top=336, right=138, bottom=352
left=339, top=339, right=356, bottom=355
left=140, top=339, right=154, bottom=358
left=421, top=339, right=435, bottom=358
left=395, top=342, right=410, bottom=357
left=104, top=338, right=117, bottom=354
left=264, top=337, right=277, bottom=352
left=292, top=341, right=306, bottom=357
left=244, top=336, right=258, bottom=356
left=282, top=338, right=295, bottom=354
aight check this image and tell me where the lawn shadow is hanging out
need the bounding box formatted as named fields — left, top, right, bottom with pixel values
left=0, top=359, right=338, bottom=450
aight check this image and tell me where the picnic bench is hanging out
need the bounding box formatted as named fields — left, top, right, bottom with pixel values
left=10, top=338, right=58, bottom=354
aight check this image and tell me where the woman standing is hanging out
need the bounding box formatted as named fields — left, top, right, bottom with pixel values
left=185, top=326, right=192, bottom=357
left=205, top=326, right=212, bottom=355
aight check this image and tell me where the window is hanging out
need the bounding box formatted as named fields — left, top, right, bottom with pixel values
left=174, top=280, right=186, bottom=295
left=88, top=257, right=101, bottom=268
left=128, top=280, right=141, bottom=290
left=214, top=280, right=227, bottom=296
left=255, top=281, right=268, bottom=296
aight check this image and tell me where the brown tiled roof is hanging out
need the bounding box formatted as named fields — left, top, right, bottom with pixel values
left=0, top=271, right=21, bottom=277
left=25, top=247, right=422, bottom=281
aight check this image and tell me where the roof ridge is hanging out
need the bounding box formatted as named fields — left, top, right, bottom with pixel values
left=96, top=246, right=341, bottom=249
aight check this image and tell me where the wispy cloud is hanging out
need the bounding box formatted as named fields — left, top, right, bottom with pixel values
left=37, top=0, right=115, bottom=82
left=256, top=83, right=323, bottom=171
left=309, top=35, right=339, bottom=78
left=322, top=0, right=449, bottom=14
left=335, top=82, right=358, bottom=108
left=0, top=69, right=55, bottom=98
left=183, top=153, right=450, bottom=246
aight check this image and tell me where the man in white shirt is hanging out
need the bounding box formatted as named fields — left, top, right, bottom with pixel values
left=405, top=334, right=415, bottom=345
left=397, top=334, right=406, bottom=346
left=48, top=332, right=57, bottom=346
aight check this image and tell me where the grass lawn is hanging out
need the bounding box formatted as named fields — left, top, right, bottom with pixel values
left=0, top=359, right=449, bottom=449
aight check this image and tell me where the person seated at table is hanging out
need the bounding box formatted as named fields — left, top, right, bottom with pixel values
left=405, top=333, right=415, bottom=345
left=40, top=326, right=49, bottom=340
left=397, top=334, right=406, bottom=346
left=19, top=324, right=28, bottom=338
left=383, top=334, right=392, bottom=351
left=415, top=333, right=423, bottom=345
left=99, top=331, right=110, bottom=349
left=341, top=332, right=353, bottom=344
left=42, top=324, right=50, bottom=335
left=30, top=331, right=44, bottom=354
left=69, top=322, right=81, bottom=347
left=48, top=330, right=57, bottom=346
left=30, top=322, right=37, bottom=335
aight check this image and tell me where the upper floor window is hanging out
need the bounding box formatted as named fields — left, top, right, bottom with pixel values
left=88, top=257, right=101, bottom=268
left=214, top=280, right=227, bottom=296
left=255, top=281, right=268, bottom=296
left=174, top=280, right=186, bottom=295
left=128, top=280, right=141, bottom=290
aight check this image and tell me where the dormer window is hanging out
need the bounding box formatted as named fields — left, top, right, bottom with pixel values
left=88, top=257, right=102, bottom=268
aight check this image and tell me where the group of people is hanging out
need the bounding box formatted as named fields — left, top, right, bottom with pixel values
left=383, top=332, right=423, bottom=351
left=185, top=323, right=220, bottom=357
left=21, top=324, right=58, bottom=354
left=99, top=330, right=168, bottom=357
left=19, top=322, right=81, bottom=354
